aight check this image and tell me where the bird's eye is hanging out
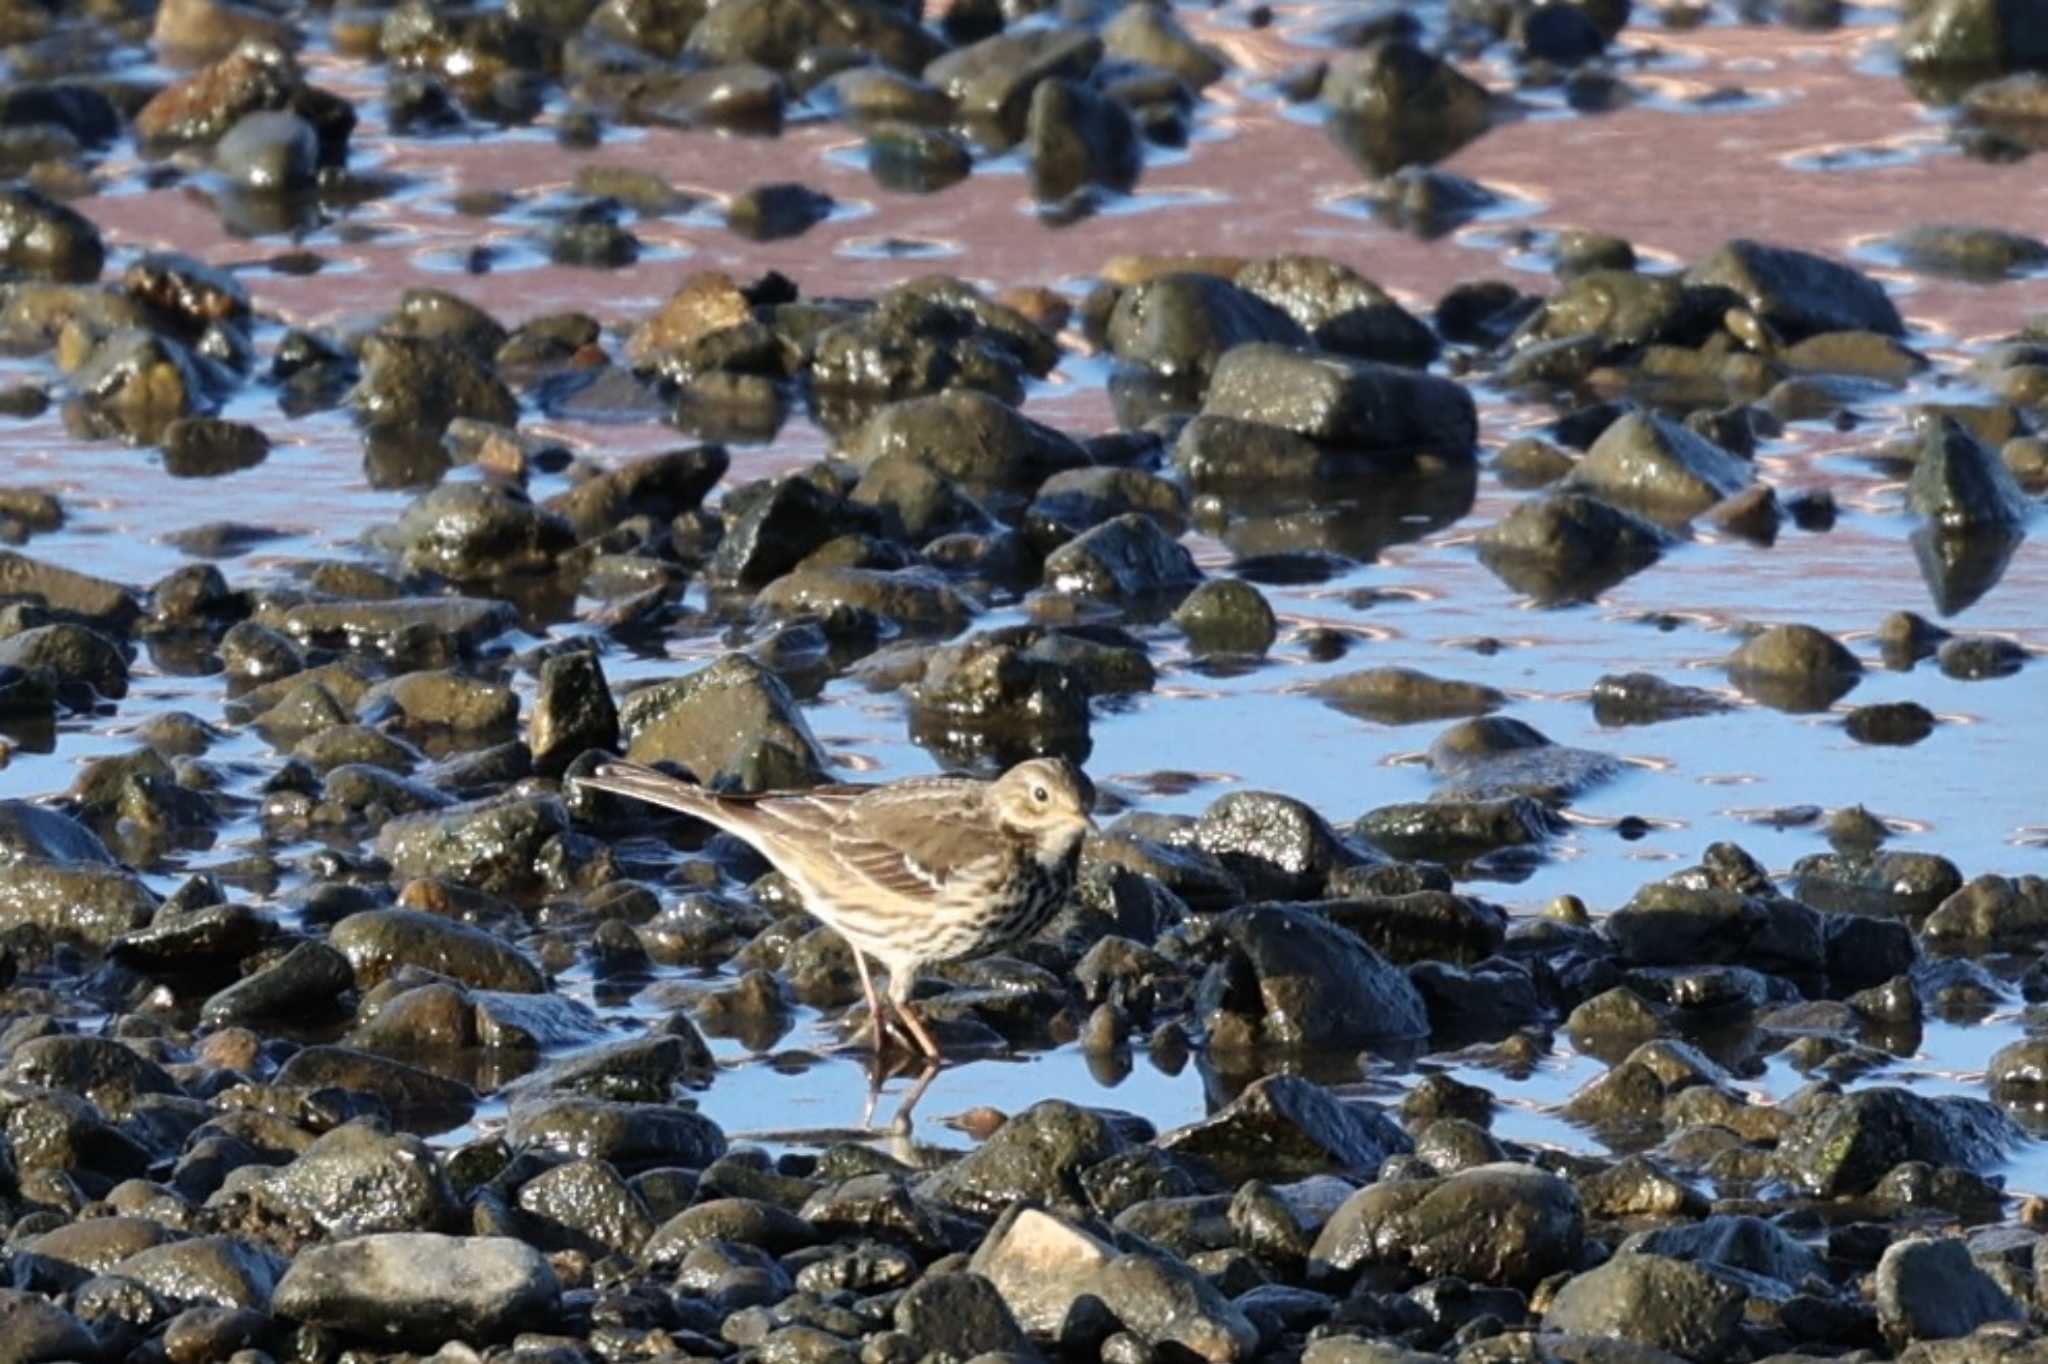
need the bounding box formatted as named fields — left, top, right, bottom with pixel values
left=1032, top=784, right=1049, bottom=803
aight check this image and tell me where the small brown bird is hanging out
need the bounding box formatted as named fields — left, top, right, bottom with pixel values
left=578, top=757, right=1098, bottom=1061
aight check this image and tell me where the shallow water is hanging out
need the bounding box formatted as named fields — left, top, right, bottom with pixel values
left=7, top=0, right=2048, bottom=1190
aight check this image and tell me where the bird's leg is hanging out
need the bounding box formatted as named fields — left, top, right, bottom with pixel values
left=887, top=1062, right=942, bottom=1134
left=849, top=948, right=887, bottom=1056
left=887, top=970, right=946, bottom=1063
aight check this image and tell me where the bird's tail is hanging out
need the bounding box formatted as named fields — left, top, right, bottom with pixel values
left=577, top=760, right=727, bottom=821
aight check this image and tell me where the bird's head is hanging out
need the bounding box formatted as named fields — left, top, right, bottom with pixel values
left=989, top=757, right=1098, bottom=853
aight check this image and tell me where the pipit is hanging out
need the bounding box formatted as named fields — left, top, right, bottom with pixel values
left=578, top=757, right=1098, bottom=1061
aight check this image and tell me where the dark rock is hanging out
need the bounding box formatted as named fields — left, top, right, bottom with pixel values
left=1566, top=411, right=1753, bottom=521
left=1684, top=238, right=1903, bottom=341
left=215, top=110, right=318, bottom=191
left=917, top=1100, right=1130, bottom=1217
left=616, top=654, right=830, bottom=791
left=727, top=183, right=835, bottom=242
left=111, top=1236, right=288, bottom=1311
left=1202, top=343, right=1476, bottom=457
left=1042, top=512, right=1200, bottom=603
left=1887, top=223, right=2048, bottom=281
left=1590, top=672, right=1735, bottom=727
left=1542, top=1253, right=1746, bottom=1360
left=1727, top=624, right=1862, bottom=712
left=1875, top=1236, right=2022, bottom=1347
left=395, top=483, right=576, bottom=580
left=839, top=391, right=1084, bottom=496
left=1908, top=418, right=2030, bottom=531
left=1106, top=276, right=1306, bottom=382
left=1322, top=40, right=1491, bottom=175
left=532, top=650, right=618, bottom=776
left=1311, top=666, right=1503, bottom=725
left=894, top=1273, right=1032, bottom=1360
left=201, top=940, right=353, bottom=1026
left=1310, top=1164, right=1582, bottom=1290
left=0, top=187, right=103, bottom=282
left=507, top=1096, right=727, bottom=1168
left=1173, top=579, right=1277, bottom=656
left=1160, top=1074, right=1413, bottom=1182
left=1474, top=491, right=1670, bottom=603
left=254, top=1122, right=461, bottom=1237
left=517, top=1158, right=659, bottom=1257
left=330, top=908, right=544, bottom=992
left=275, top=1046, right=477, bottom=1124
left=1027, top=78, right=1139, bottom=201
left=1773, top=1086, right=2019, bottom=1196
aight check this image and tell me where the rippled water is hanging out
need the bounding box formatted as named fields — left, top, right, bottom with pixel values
left=7, top=1, right=2048, bottom=1179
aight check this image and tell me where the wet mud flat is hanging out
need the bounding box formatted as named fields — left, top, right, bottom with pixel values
left=2, top=0, right=2048, bottom=1361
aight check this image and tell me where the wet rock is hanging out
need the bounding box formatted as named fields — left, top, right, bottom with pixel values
left=906, top=635, right=1090, bottom=758
left=727, top=183, right=835, bottom=242
left=1543, top=1253, right=1746, bottom=1360
left=1475, top=491, right=1670, bottom=602
left=893, top=1273, right=1032, bottom=1360
left=1310, top=666, right=1503, bottom=725
left=531, top=650, right=619, bottom=776
left=394, top=482, right=575, bottom=580
left=917, top=1100, right=1130, bottom=1217
left=1425, top=717, right=1617, bottom=803
left=643, top=1198, right=818, bottom=1266
left=710, top=474, right=867, bottom=588
left=1027, top=78, right=1139, bottom=202
left=273, top=1233, right=559, bottom=1347
left=1190, top=791, right=1367, bottom=900
left=1356, top=796, right=1558, bottom=866
left=507, top=1096, right=727, bottom=1168
left=215, top=110, right=317, bottom=190
left=1727, top=624, right=1863, bottom=712
left=201, top=939, right=353, bottom=1025
left=1310, top=1163, right=1581, bottom=1290
left=517, top=1158, right=658, bottom=1257
left=373, top=797, right=570, bottom=900
left=353, top=334, right=520, bottom=435
left=1774, top=1086, right=2018, bottom=1196
left=0, top=845, right=157, bottom=947
left=1793, top=847, right=1961, bottom=920
left=1887, top=223, right=2048, bottom=281
left=1876, top=1236, right=2022, bottom=1347
left=1202, top=343, right=1476, bottom=458
left=1844, top=700, right=1937, bottom=745
left=1685, top=238, right=1904, bottom=341
left=865, top=122, right=973, bottom=193
left=758, top=564, right=972, bottom=635
left=112, top=1235, right=287, bottom=1311
left=282, top=597, right=518, bottom=654
left=926, top=27, right=1102, bottom=134
left=1042, top=512, right=1200, bottom=603
left=1938, top=634, right=2027, bottom=679
left=252, top=1121, right=461, bottom=1236
left=1106, top=276, right=1306, bottom=382
left=687, top=0, right=943, bottom=73
left=1161, top=1074, right=1412, bottom=1182
left=618, top=654, right=831, bottom=791
left=840, top=390, right=1086, bottom=494
left=1196, top=901, right=1433, bottom=1040
left=1900, top=0, right=2048, bottom=74
left=331, top=908, right=543, bottom=992
left=1566, top=411, right=1753, bottom=521
left=160, top=417, right=270, bottom=478
left=1322, top=40, right=1491, bottom=176
left=1622, top=1215, right=1827, bottom=1295
left=277, top=1045, right=476, bottom=1123
left=6, top=1035, right=180, bottom=1119
left=1924, top=874, right=2048, bottom=942
left=545, top=445, right=728, bottom=538
left=1173, top=579, right=1276, bottom=656
left=0, top=187, right=103, bottom=283
left=0, top=1289, right=97, bottom=1361
left=1908, top=417, right=2030, bottom=531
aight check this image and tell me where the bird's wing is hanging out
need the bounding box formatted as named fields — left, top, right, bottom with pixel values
left=581, top=760, right=869, bottom=839
left=824, top=777, right=1004, bottom=897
